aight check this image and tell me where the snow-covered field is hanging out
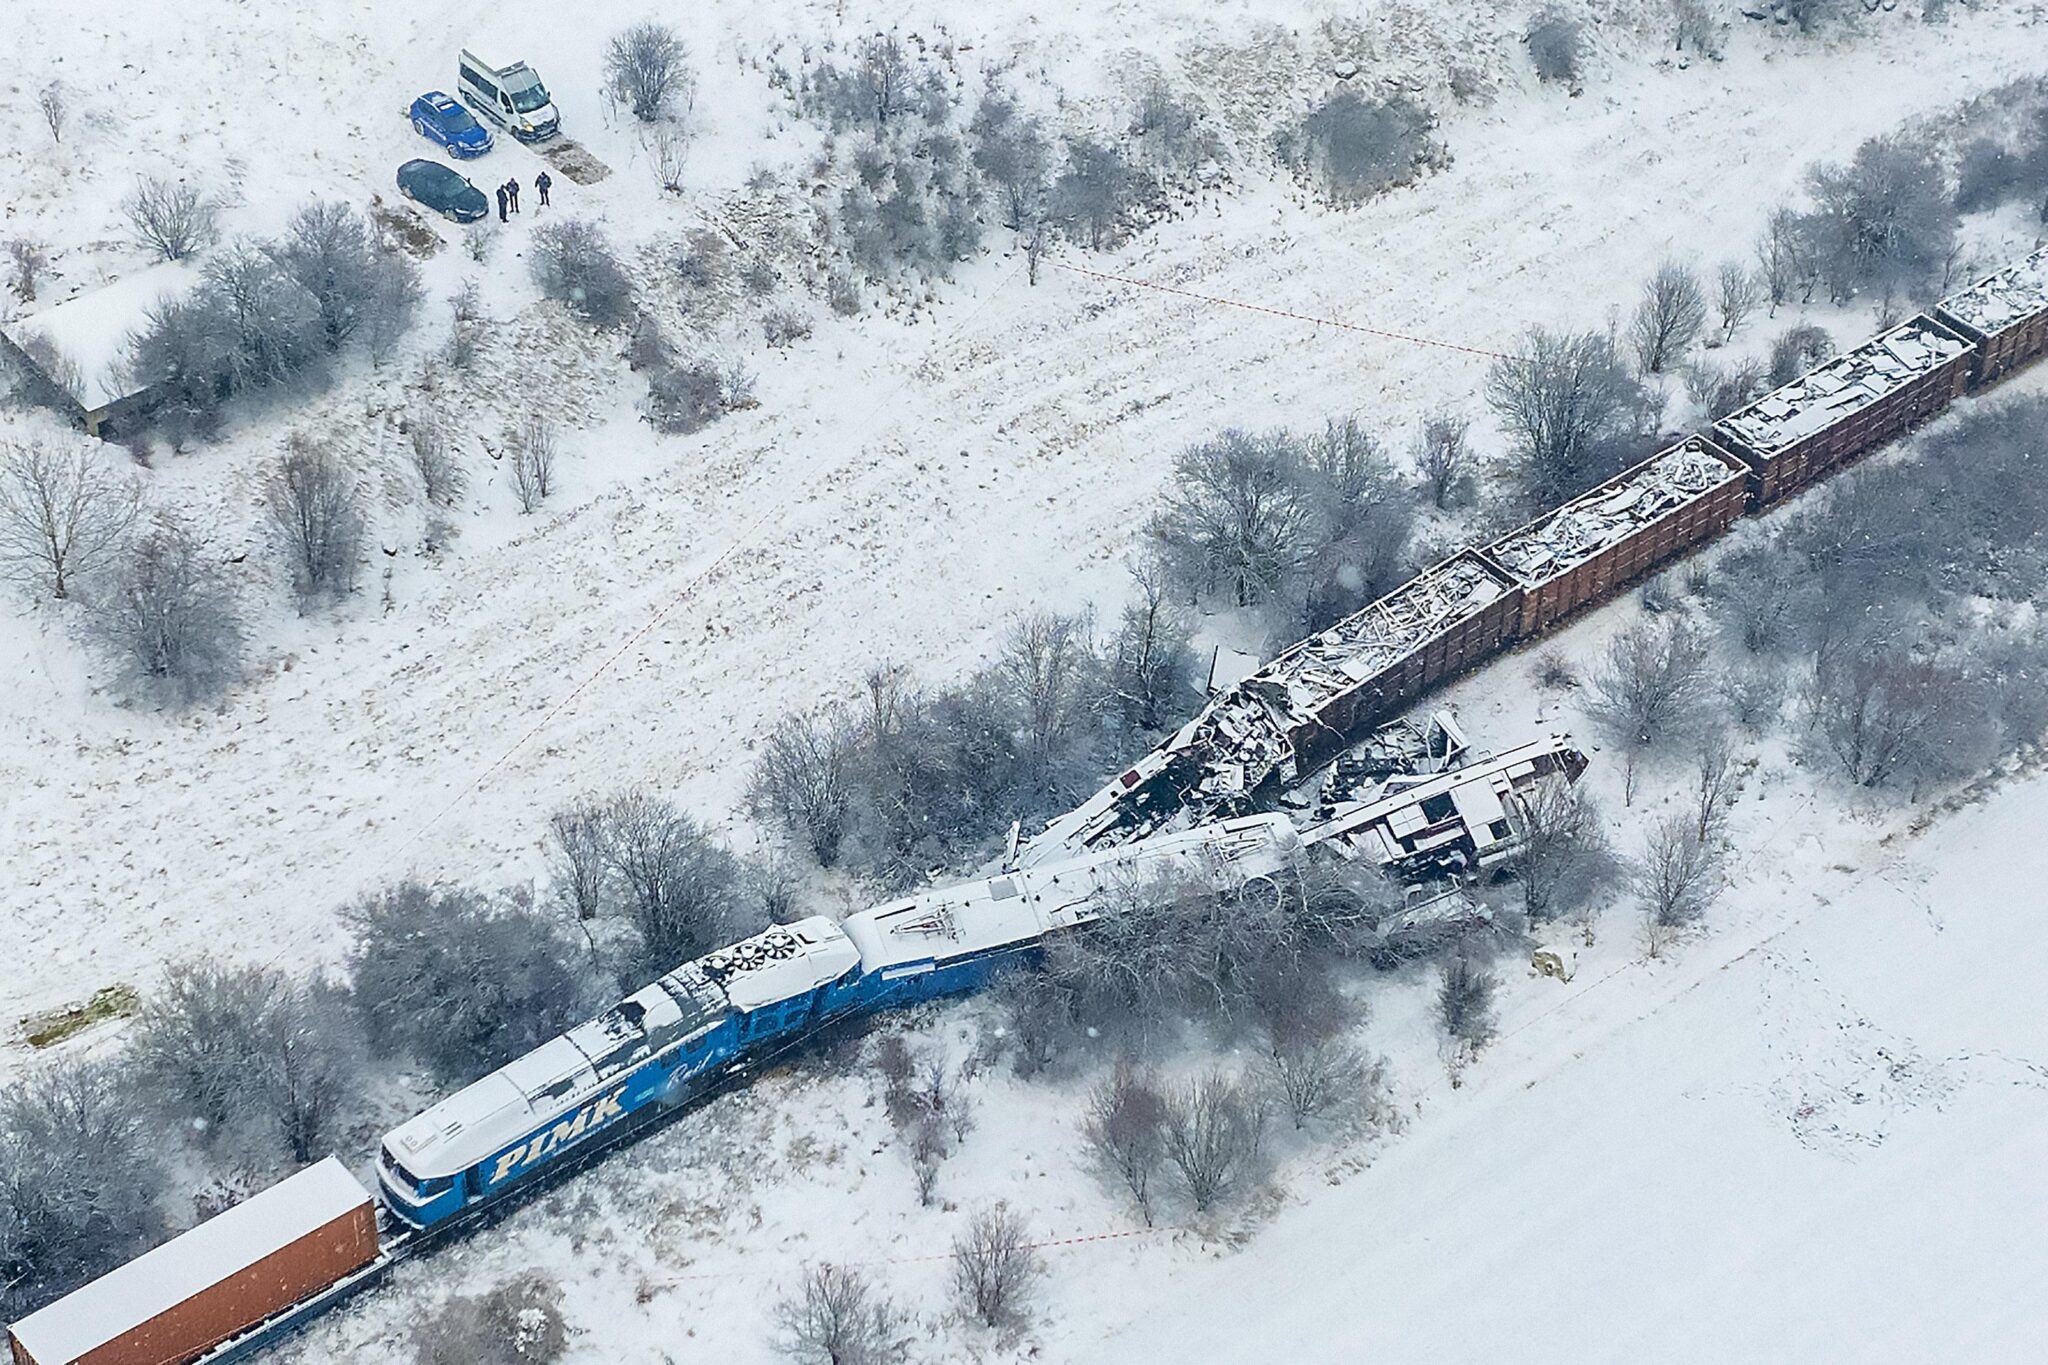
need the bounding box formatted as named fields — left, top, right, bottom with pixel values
left=4, top=0, right=2047, bottom=1357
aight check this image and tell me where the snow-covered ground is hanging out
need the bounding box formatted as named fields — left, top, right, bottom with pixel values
left=5, top=0, right=2047, bottom=1357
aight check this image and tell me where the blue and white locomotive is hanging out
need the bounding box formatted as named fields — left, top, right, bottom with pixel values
left=377, top=813, right=1301, bottom=1228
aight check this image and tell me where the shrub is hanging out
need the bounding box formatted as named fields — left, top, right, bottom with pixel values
left=123, top=176, right=218, bottom=261
left=0, top=1059, right=171, bottom=1321
left=1526, top=8, right=1586, bottom=85
left=346, top=883, right=602, bottom=1086
left=267, top=434, right=366, bottom=609
left=606, top=21, right=693, bottom=123
left=1288, top=90, right=1446, bottom=205
left=415, top=1272, right=568, bottom=1365
left=529, top=220, right=635, bottom=331
left=89, top=517, right=243, bottom=703
left=951, top=1204, right=1043, bottom=1330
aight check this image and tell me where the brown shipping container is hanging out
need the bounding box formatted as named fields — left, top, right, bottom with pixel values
left=1714, top=315, right=1974, bottom=507
left=1284, top=550, right=1524, bottom=774
left=1484, top=436, right=1749, bottom=639
left=8, top=1159, right=377, bottom=1365
left=1935, top=247, right=2048, bottom=388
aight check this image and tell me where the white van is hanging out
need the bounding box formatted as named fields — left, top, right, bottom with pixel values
left=457, top=48, right=560, bottom=143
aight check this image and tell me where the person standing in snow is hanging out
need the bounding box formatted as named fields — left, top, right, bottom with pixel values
left=506, top=178, right=521, bottom=214
left=495, top=183, right=508, bottom=223
left=534, top=171, right=552, bottom=208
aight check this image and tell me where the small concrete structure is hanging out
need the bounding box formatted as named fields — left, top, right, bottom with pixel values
left=0, top=261, right=198, bottom=439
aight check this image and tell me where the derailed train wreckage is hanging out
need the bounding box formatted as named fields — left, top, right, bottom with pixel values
left=14, top=249, right=2048, bottom=1365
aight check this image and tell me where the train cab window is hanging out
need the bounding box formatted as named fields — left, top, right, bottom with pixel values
left=1420, top=793, right=1456, bottom=823
left=1487, top=819, right=1513, bottom=841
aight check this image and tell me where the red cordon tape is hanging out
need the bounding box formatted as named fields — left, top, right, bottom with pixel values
left=649, top=1225, right=1174, bottom=1285
left=1051, top=260, right=1514, bottom=360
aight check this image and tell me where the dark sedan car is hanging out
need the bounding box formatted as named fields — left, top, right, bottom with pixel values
left=396, top=159, right=489, bottom=223
left=409, top=91, right=493, bottom=158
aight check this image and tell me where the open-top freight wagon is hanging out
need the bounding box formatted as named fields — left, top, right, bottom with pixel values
left=1935, top=245, right=2048, bottom=388
left=1483, top=435, right=1750, bottom=638
left=1713, top=313, right=1975, bottom=506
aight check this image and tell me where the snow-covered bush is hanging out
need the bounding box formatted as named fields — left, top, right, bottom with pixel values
left=1279, top=90, right=1448, bottom=206
left=345, top=883, right=604, bottom=1086
left=606, top=21, right=692, bottom=124
left=1525, top=8, right=1586, bottom=86
left=529, top=220, right=635, bottom=331
left=0, top=1058, right=172, bottom=1321
left=122, top=175, right=218, bottom=261
left=266, top=433, right=365, bottom=610
left=415, top=1272, right=569, bottom=1365
left=129, top=958, right=362, bottom=1165
left=89, top=517, right=243, bottom=703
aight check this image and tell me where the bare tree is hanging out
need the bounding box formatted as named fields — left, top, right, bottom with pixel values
left=123, top=176, right=218, bottom=261
left=1630, top=261, right=1710, bottom=374
left=36, top=81, right=67, bottom=143
left=508, top=415, right=557, bottom=513
left=1437, top=956, right=1498, bottom=1053
left=1288, top=90, right=1445, bottom=205
left=1584, top=615, right=1713, bottom=802
left=8, top=238, right=49, bottom=303
left=0, top=1058, right=171, bottom=1320
left=546, top=801, right=615, bottom=932
left=596, top=791, right=749, bottom=973
left=405, top=411, right=468, bottom=507
left=911, top=1113, right=948, bottom=1206
left=1151, top=429, right=1321, bottom=607
left=1799, top=136, right=1957, bottom=304
left=345, top=883, right=601, bottom=1085
left=272, top=202, right=421, bottom=351
left=1508, top=777, right=1606, bottom=922
left=88, top=517, right=243, bottom=703
left=129, top=958, right=363, bottom=1166
left=1806, top=652, right=1969, bottom=791
left=446, top=278, right=485, bottom=369
left=1487, top=328, right=1649, bottom=508
left=1767, top=324, right=1834, bottom=387
left=773, top=1263, right=903, bottom=1365
left=1691, top=732, right=1741, bottom=840
left=530, top=220, right=635, bottom=331
left=0, top=441, right=140, bottom=599
left=1081, top=1061, right=1166, bottom=1224
left=644, top=121, right=691, bottom=195
left=1415, top=409, right=1471, bottom=510
left=751, top=710, right=854, bottom=865
left=1633, top=812, right=1723, bottom=956
left=1160, top=1069, right=1268, bottom=1213
left=1002, top=611, right=1100, bottom=796
left=951, top=1204, right=1043, bottom=1331
left=607, top=22, right=693, bottom=123
left=1104, top=555, right=1194, bottom=736
left=267, top=435, right=365, bottom=609
left=1264, top=1037, right=1370, bottom=1130
left=1714, top=261, right=1761, bottom=342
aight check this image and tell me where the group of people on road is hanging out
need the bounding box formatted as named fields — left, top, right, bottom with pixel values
left=496, top=170, right=552, bottom=222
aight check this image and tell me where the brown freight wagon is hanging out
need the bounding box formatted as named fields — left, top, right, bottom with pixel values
left=1484, top=436, right=1749, bottom=638
left=1713, top=314, right=1975, bottom=507
left=1254, top=549, right=1525, bottom=776
left=8, top=1158, right=379, bottom=1365
left=1935, top=246, right=2048, bottom=388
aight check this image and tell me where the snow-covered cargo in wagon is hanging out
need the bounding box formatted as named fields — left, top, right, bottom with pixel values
left=5, top=1158, right=378, bottom=1365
